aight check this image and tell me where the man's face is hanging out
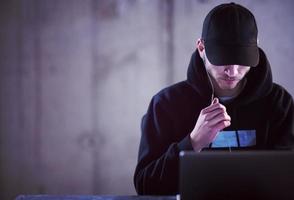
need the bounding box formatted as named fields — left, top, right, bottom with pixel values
left=204, top=53, right=250, bottom=90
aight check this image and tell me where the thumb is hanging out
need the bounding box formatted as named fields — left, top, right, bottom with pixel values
left=211, top=97, right=219, bottom=105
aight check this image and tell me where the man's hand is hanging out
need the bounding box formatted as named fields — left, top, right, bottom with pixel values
left=190, top=98, right=231, bottom=152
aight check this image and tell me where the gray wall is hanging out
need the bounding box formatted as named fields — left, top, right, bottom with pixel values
left=0, top=0, right=293, bottom=199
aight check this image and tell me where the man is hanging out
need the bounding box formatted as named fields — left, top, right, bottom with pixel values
left=134, top=2, right=294, bottom=195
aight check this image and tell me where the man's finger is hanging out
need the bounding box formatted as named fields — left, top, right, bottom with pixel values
left=211, top=97, right=218, bottom=105
left=202, top=101, right=226, bottom=114
left=206, top=112, right=231, bottom=127
left=213, top=120, right=231, bottom=133
left=205, top=108, right=230, bottom=121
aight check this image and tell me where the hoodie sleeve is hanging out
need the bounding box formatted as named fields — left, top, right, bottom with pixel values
left=269, top=85, right=294, bottom=150
left=133, top=95, right=193, bottom=195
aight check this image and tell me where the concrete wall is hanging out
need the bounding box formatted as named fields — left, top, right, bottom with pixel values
left=0, top=0, right=293, bottom=199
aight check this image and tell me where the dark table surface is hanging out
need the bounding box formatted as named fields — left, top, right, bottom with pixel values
left=15, top=195, right=178, bottom=200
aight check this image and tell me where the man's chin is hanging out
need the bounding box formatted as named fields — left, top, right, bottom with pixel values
left=219, top=84, right=238, bottom=90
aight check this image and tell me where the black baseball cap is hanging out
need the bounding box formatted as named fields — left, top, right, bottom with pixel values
left=201, top=2, right=259, bottom=67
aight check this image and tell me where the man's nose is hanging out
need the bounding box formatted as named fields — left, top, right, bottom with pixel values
left=224, top=65, right=238, bottom=77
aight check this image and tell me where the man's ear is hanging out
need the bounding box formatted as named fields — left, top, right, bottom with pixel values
left=196, top=39, right=205, bottom=59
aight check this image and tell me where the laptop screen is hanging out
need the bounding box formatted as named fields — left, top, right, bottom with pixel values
left=179, top=151, right=294, bottom=200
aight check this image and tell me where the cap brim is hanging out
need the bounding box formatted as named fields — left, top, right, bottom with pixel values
left=205, top=42, right=260, bottom=67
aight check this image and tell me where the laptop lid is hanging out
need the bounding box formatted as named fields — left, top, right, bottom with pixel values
left=179, top=151, right=294, bottom=200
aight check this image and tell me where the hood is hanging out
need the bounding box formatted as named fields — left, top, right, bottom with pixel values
left=186, top=48, right=273, bottom=106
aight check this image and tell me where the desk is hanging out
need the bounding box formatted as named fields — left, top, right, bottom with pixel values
left=15, top=195, right=177, bottom=200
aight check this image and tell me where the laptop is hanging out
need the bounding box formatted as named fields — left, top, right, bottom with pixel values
left=179, top=151, right=294, bottom=200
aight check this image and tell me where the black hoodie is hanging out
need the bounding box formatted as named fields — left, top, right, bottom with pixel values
left=134, top=49, right=294, bottom=195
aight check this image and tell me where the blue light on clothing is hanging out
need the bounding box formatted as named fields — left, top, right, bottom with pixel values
left=238, top=130, right=256, bottom=147
left=211, top=130, right=256, bottom=148
left=212, top=131, right=238, bottom=148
